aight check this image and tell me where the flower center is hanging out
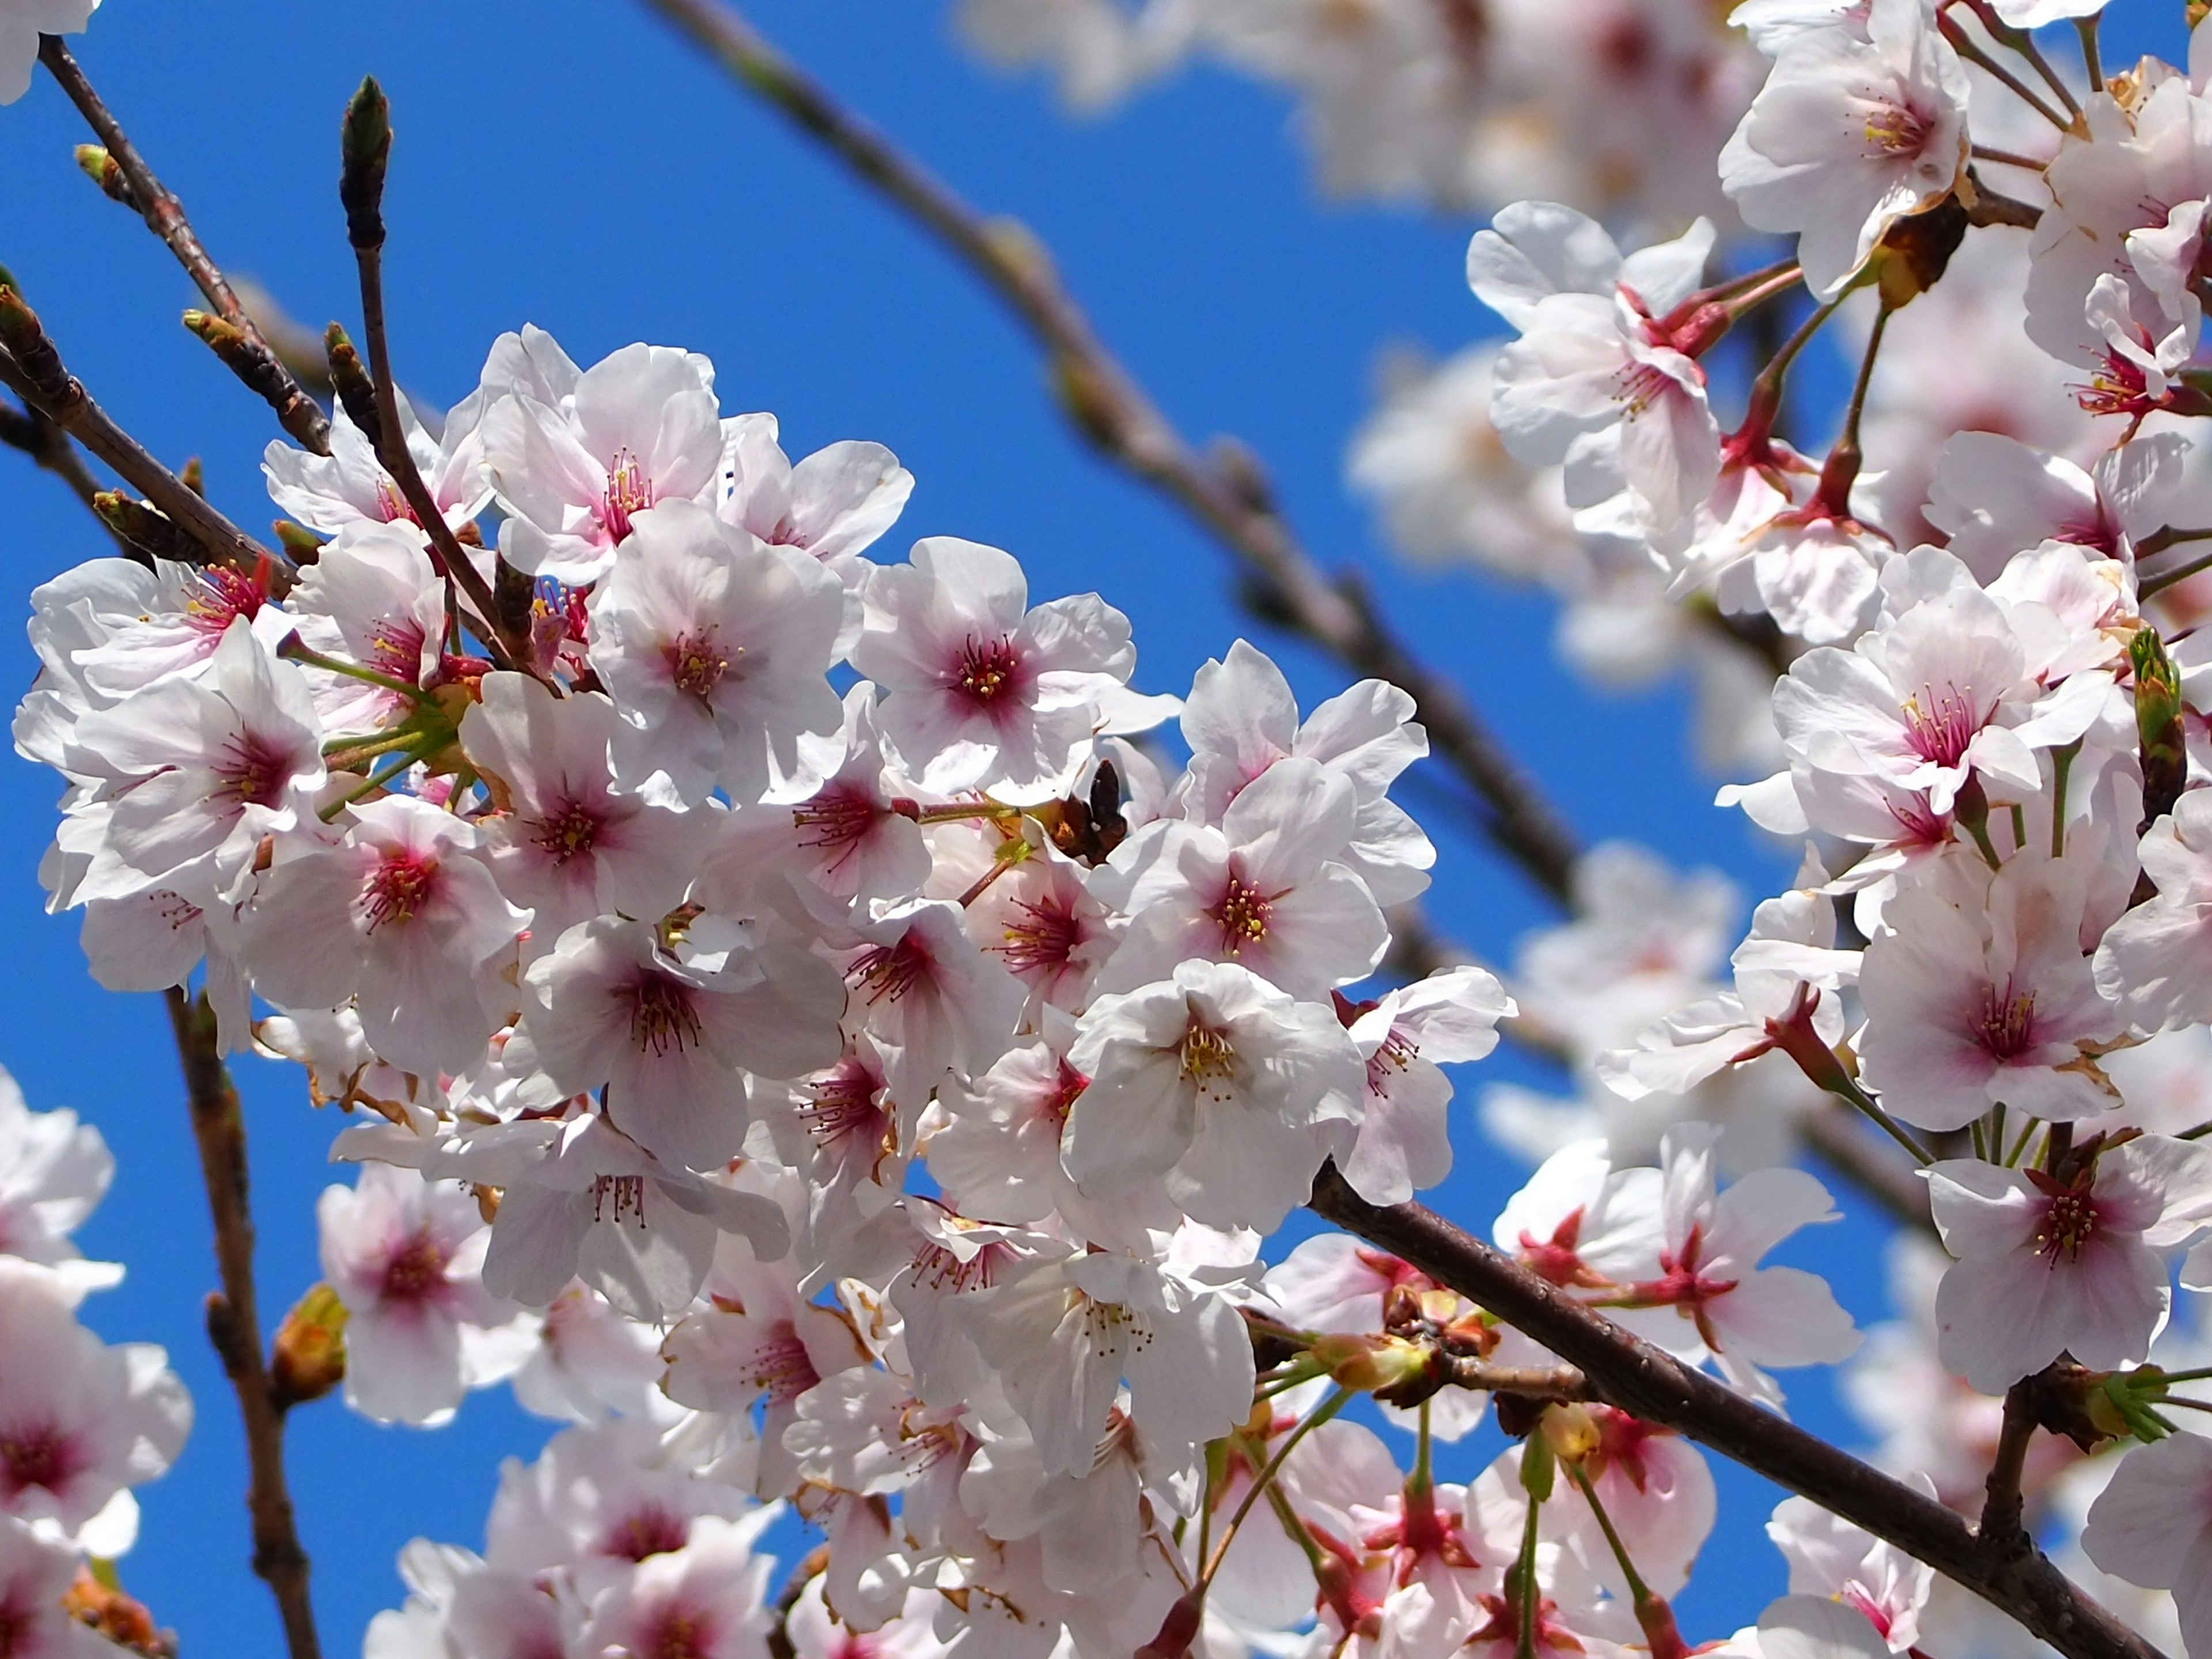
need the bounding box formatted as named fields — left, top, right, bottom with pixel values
left=806, top=1060, right=888, bottom=1148
left=630, top=975, right=704, bottom=1056
left=362, top=852, right=438, bottom=931
left=366, top=618, right=426, bottom=683
left=218, top=730, right=296, bottom=808
left=604, top=1502, right=690, bottom=1562
left=1976, top=981, right=2037, bottom=1060
left=187, top=565, right=264, bottom=632
left=1210, top=875, right=1274, bottom=955
left=1179, top=1017, right=1238, bottom=1099
left=532, top=801, right=602, bottom=865
left=792, top=786, right=880, bottom=868
left=666, top=631, right=732, bottom=702
left=601, top=448, right=656, bottom=542
left=2036, top=1188, right=2099, bottom=1262
left=0, top=1424, right=77, bottom=1498
left=592, top=1175, right=646, bottom=1225
left=380, top=1228, right=447, bottom=1303
left=640, top=1611, right=714, bottom=1659
left=744, top=1319, right=822, bottom=1404
left=850, top=936, right=929, bottom=1005
left=1863, top=101, right=1931, bottom=158
left=1366, top=1029, right=1419, bottom=1096
left=998, top=895, right=1083, bottom=975
left=953, top=635, right=1022, bottom=704
left=1899, top=682, right=1979, bottom=768
left=1611, top=359, right=1676, bottom=417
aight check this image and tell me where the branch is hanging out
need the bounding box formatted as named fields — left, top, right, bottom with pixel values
left=637, top=0, right=1582, bottom=906
left=0, top=293, right=280, bottom=579
left=37, top=35, right=331, bottom=454
left=1306, top=1164, right=2164, bottom=1659
left=0, top=388, right=137, bottom=554
left=163, top=988, right=322, bottom=1659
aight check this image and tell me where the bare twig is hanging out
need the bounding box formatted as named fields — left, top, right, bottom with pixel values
left=1306, top=1164, right=2162, bottom=1659
left=164, top=988, right=322, bottom=1659
left=1440, top=1357, right=1589, bottom=1400
left=0, top=293, right=279, bottom=577
left=1979, top=1378, right=2040, bottom=1550
left=637, top=0, right=1582, bottom=905
left=37, top=36, right=329, bottom=454
left=0, top=389, right=134, bottom=542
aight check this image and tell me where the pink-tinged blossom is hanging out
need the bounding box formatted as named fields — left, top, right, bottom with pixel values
left=362, top=1539, right=582, bottom=1659
left=1492, top=1139, right=1666, bottom=1296
left=281, top=521, right=447, bottom=733
left=0, top=0, right=96, bottom=103
left=1063, top=958, right=1365, bottom=1233
left=0, top=1070, right=115, bottom=1293
left=263, top=390, right=490, bottom=539
left=850, top=537, right=1136, bottom=800
left=1624, top=1123, right=1858, bottom=1393
left=580, top=1510, right=780, bottom=1659
left=718, top=411, right=915, bottom=591
left=1718, top=0, right=1968, bottom=298
left=317, top=1162, right=532, bottom=1426
left=1338, top=965, right=1512, bottom=1206
left=959, top=1245, right=1253, bottom=1478
left=62, top=618, right=324, bottom=905
left=67, top=558, right=282, bottom=705
left=1472, top=203, right=1723, bottom=536
left=662, top=1248, right=872, bottom=1498
left=2096, top=790, right=2212, bottom=1033
left=1173, top=639, right=1434, bottom=906
left=1859, top=849, right=2124, bottom=1131
left=836, top=900, right=1027, bottom=1118
left=1097, top=758, right=1389, bottom=1001
left=700, top=684, right=929, bottom=919
left=1925, top=431, right=2191, bottom=584
left=242, top=796, right=531, bottom=1078
left=0, top=1261, right=190, bottom=1542
left=1543, top=1410, right=1715, bottom=1599
left=460, top=673, right=705, bottom=947
left=1925, top=1135, right=2212, bottom=1393
left=586, top=499, right=846, bottom=807
left=484, top=337, right=725, bottom=585
left=518, top=915, right=845, bottom=1173
left=0, top=1514, right=115, bottom=1659
left=506, top=1281, right=672, bottom=1426
left=2081, top=1431, right=2212, bottom=1659
left=963, top=828, right=1116, bottom=1017
left=1767, top=1494, right=1934, bottom=1652
left=1719, top=1596, right=1897, bottom=1659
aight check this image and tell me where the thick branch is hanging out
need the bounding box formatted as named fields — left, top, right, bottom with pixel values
left=163, top=988, right=321, bottom=1659
left=1306, top=1165, right=2162, bottom=1659
left=638, top=0, right=1582, bottom=906
left=38, top=36, right=331, bottom=454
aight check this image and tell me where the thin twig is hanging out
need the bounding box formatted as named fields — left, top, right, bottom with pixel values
left=637, top=0, right=1582, bottom=906
left=1439, top=1358, right=1589, bottom=1399
left=1306, top=1164, right=2165, bottom=1659
left=0, top=389, right=139, bottom=558
left=0, top=309, right=278, bottom=578
left=164, top=988, right=322, bottom=1659
left=37, top=35, right=330, bottom=454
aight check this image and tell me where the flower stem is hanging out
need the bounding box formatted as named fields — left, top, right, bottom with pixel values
left=1196, top=1387, right=1351, bottom=1597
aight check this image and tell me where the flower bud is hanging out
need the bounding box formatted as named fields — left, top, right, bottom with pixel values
left=1538, top=1400, right=1602, bottom=1465
left=270, top=1282, right=349, bottom=1410
left=2132, top=626, right=2187, bottom=827
left=1307, top=1331, right=1436, bottom=1397
left=72, top=144, right=137, bottom=209
left=340, top=76, right=392, bottom=253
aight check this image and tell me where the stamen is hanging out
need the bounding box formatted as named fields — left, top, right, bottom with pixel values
left=361, top=853, right=438, bottom=931
left=601, top=447, right=656, bottom=542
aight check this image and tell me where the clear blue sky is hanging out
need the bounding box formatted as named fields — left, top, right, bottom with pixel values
left=3, top=2, right=2158, bottom=1653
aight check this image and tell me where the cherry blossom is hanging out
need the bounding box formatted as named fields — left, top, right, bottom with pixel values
left=2081, top=1430, right=2212, bottom=1659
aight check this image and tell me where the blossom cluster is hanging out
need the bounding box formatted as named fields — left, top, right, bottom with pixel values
left=0, top=1070, right=188, bottom=1658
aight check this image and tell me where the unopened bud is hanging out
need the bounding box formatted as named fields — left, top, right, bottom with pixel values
left=323, top=323, right=384, bottom=449
left=2131, top=626, right=2188, bottom=828
left=273, top=520, right=325, bottom=562
left=2192, top=0, right=2210, bottom=30
left=64, top=1565, right=173, bottom=1659
left=270, top=1282, right=349, bottom=1409
left=72, top=145, right=138, bottom=209
left=340, top=76, right=392, bottom=252
left=1873, top=194, right=1969, bottom=309
left=1538, top=1401, right=1601, bottom=1464
left=0, top=286, right=69, bottom=406
left=92, top=492, right=194, bottom=565
left=1308, top=1331, right=1435, bottom=1396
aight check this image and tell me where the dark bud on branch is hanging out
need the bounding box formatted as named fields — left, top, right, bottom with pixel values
left=71, top=143, right=139, bottom=210
left=339, top=76, right=392, bottom=253
left=0, top=286, right=76, bottom=410
left=184, top=308, right=310, bottom=424
left=323, top=322, right=383, bottom=449
left=93, top=492, right=196, bottom=564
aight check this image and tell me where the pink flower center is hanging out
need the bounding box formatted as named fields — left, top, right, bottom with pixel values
left=0, top=1423, right=79, bottom=1499
left=366, top=618, right=426, bottom=683
left=592, top=1175, right=646, bottom=1225
left=186, top=566, right=264, bottom=634
left=997, top=893, right=1084, bottom=976
left=666, top=631, right=733, bottom=702
left=374, top=477, right=421, bottom=527
left=630, top=975, right=704, bottom=1056
left=604, top=1502, right=691, bottom=1562
left=850, top=935, right=929, bottom=1005
left=1899, top=683, right=1980, bottom=768
left=806, top=1060, right=889, bottom=1150
left=2035, top=1187, right=2099, bottom=1262
left=792, top=786, right=881, bottom=870
left=744, top=1319, right=821, bottom=1404
left=1039, top=1058, right=1086, bottom=1128
left=1863, top=101, right=1932, bottom=158
left=1179, top=1016, right=1238, bottom=1097
left=912, top=1235, right=1007, bottom=1294
left=952, top=635, right=1022, bottom=705
left=1210, top=874, right=1276, bottom=955
left=1366, top=1028, right=1418, bottom=1096
left=532, top=801, right=603, bottom=865
left=380, top=1228, right=448, bottom=1304
left=362, top=851, right=438, bottom=931
left=638, top=1608, right=717, bottom=1659
left=1611, top=358, right=1677, bottom=416
left=601, top=448, right=656, bottom=543
left=217, top=730, right=297, bottom=808
left=1976, top=980, right=2038, bottom=1060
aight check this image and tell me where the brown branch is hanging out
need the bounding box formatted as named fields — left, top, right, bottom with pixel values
left=0, top=388, right=143, bottom=558
left=1440, top=1357, right=1589, bottom=1400
left=1964, top=172, right=2044, bottom=230
left=1979, top=1378, right=2039, bottom=1550
left=38, top=36, right=331, bottom=454
left=0, top=296, right=279, bottom=578
left=637, top=0, right=1582, bottom=906
left=1306, top=1164, right=2164, bottom=1659
left=163, top=988, right=322, bottom=1659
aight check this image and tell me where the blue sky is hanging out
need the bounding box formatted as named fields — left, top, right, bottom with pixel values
left=1, top=1, right=2164, bottom=1653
